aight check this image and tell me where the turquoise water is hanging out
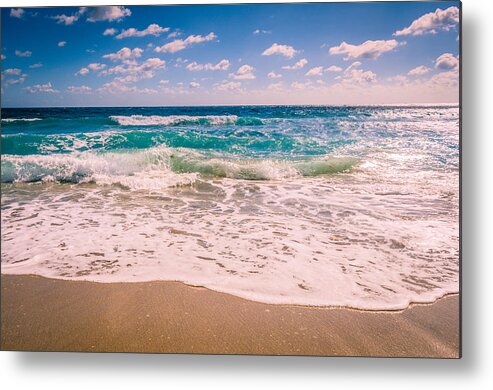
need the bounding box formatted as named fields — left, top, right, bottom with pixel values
left=0, top=105, right=460, bottom=309
left=1, top=105, right=458, bottom=183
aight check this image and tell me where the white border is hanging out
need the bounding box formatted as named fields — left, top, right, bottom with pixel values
left=2, top=1, right=493, bottom=389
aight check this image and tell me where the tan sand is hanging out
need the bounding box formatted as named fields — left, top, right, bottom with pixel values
left=0, top=274, right=460, bottom=357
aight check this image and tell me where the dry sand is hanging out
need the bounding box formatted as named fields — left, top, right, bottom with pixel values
left=0, top=274, right=460, bottom=357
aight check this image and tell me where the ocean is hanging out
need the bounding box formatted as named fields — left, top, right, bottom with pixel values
left=0, top=105, right=460, bottom=310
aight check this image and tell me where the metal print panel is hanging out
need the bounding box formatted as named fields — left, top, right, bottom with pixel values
left=0, top=2, right=461, bottom=357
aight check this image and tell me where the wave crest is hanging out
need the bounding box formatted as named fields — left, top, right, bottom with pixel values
left=2, top=118, right=43, bottom=123
left=110, top=115, right=263, bottom=126
left=170, top=153, right=356, bottom=180
left=1, top=147, right=356, bottom=188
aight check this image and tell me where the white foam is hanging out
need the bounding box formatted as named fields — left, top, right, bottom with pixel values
left=2, top=118, right=42, bottom=122
left=1, top=147, right=356, bottom=184
left=1, top=169, right=459, bottom=310
left=1, top=146, right=198, bottom=189
left=110, top=115, right=239, bottom=126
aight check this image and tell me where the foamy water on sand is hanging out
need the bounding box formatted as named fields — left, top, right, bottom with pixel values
left=1, top=105, right=459, bottom=309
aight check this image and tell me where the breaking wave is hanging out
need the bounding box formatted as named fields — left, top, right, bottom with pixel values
left=110, top=115, right=264, bottom=126
left=1, top=146, right=356, bottom=188
left=2, top=118, right=43, bottom=123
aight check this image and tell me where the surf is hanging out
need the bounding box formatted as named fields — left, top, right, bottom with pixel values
left=0, top=146, right=357, bottom=186
left=110, top=115, right=264, bottom=126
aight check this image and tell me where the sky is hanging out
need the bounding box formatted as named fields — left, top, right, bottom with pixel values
left=1, top=2, right=460, bottom=107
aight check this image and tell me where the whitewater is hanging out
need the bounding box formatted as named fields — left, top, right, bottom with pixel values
left=1, top=105, right=460, bottom=310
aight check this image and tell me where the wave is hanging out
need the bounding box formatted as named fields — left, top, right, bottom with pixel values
left=110, top=115, right=264, bottom=126
left=2, top=127, right=324, bottom=156
left=1, top=146, right=356, bottom=188
left=170, top=153, right=356, bottom=180
left=2, top=118, right=43, bottom=123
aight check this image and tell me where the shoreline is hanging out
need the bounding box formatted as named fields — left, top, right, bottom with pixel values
left=1, top=274, right=460, bottom=357
left=1, top=272, right=458, bottom=312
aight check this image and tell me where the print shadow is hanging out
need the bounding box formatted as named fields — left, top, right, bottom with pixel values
left=9, top=2, right=480, bottom=377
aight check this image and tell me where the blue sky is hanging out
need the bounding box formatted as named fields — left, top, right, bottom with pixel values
left=1, top=2, right=460, bottom=107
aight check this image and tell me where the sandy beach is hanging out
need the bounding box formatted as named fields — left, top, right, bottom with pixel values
left=0, top=274, right=460, bottom=357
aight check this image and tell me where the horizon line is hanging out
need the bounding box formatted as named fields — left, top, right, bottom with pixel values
left=2, top=102, right=460, bottom=109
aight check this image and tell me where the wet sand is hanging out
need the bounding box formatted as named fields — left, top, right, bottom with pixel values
left=0, top=274, right=460, bottom=357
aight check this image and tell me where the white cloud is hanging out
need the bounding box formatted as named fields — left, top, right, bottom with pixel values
left=100, top=58, right=166, bottom=83
left=229, top=64, right=255, bottom=80
left=158, top=82, right=200, bottom=95
left=267, top=71, right=282, bottom=79
left=407, top=65, right=431, bottom=76
left=75, top=67, right=90, bottom=76
left=116, top=24, right=170, bottom=39
left=287, top=79, right=328, bottom=91
left=329, top=39, right=404, bottom=60
left=340, top=61, right=377, bottom=85
left=3, top=68, right=22, bottom=75
left=185, top=62, right=203, bottom=71
left=387, top=75, right=408, bottom=85
left=267, top=82, right=284, bottom=91
left=262, top=43, right=298, bottom=58
left=87, top=63, right=106, bottom=71
left=186, top=59, right=230, bottom=71
left=58, top=41, right=67, bottom=47
left=394, top=6, right=459, bottom=36
left=206, top=59, right=230, bottom=71
left=52, top=8, right=85, bottom=26
left=6, top=76, right=26, bottom=85
left=435, top=53, right=459, bottom=71
left=97, top=79, right=157, bottom=94
left=168, top=31, right=181, bottom=39
left=24, top=82, right=59, bottom=94
left=96, top=81, right=129, bottom=94
left=29, top=63, right=43, bottom=69
left=67, top=85, right=92, bottom=94
left=15, top=50, right=32, bottom=57
left=282, top=58, right=308, bottom=70
left=305, top=66, right=324, bottom=77
left=53, top=6, right=131, bottom=25
left=53, top=14, right=79, bottom=25
left=139, top=88, right=159, bottom=94
left=325, top=65, right=343, bottom=72
left=384, top=66, right=458, bottom=94
left=159, top=80, right=170, bottom=85
left=291, top=81, right=311, bottom=90
left=429, top=69, right=458, bottom=88
left=154, top=32, right=217, bottom=53
left=253, top=29, right=271, bottom=35
left=10, top=8, right=25, bottom=18
left=214, top=80, right=242, bottom=92
left=86, top=6, right=131, bottom=22
left=103, top=28, right=117, bottom=36
left=103, top=47, right=143, bottom=62
left=1, top=54, right=6, bottom=60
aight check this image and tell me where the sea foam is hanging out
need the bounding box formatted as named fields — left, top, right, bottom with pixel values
left=110, top=114, right=263, bottom=126
left=1, top=146, right=356, bottom=185
left=1, top=172, right=459, bottom=310
left=1, top=118, right=42, bottom=122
